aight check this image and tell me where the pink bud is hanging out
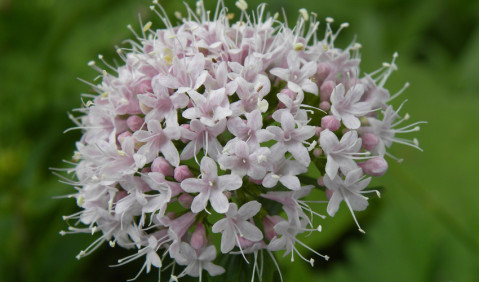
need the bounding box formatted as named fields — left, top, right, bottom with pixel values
left=358, top=157, right=388, bottom=177
left=315, top=126, right=323, bottom=136
left=117, top=131, right=132, bottom=143
left=320, top=80, right=335, bottom=101
left=126, top=115, right=144, bottom=132
left=191, top=222, right=207, bottom=250
left=151, top=157, right=173, bottom=176
left=361, top=133, right=379, bottom=151
left=174, top=165, right=194, bottom=182
left=321, top=115, right=341, bottom=131
left=141, top=167, right=151, bottom=174
left=316, top=63, right=331, bottom=82
left=313, top=148, right=323, bottom=157
left=317, top=177, right=325, bottom=187
left=178, top=193, right=194, bottom=209
left=325, top=188, right=334, bottom=200
left=319, top=101, right=330, bottom=111
left=169, top=182, right=182, bottom=197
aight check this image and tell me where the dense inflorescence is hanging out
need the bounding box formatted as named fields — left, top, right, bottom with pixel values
left=59, top=0, right=425, bottom=280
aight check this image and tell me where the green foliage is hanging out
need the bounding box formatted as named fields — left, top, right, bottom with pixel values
left=0, top=0, right=477, bottom=281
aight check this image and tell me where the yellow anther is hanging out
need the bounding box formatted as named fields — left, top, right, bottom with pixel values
left=293, top=42, right=305, bottom=51
left=299, top=8, right=308, bottom=21
left=143, top=21, right=152, bottom=33
left=235, top=0, right=248, bottom=11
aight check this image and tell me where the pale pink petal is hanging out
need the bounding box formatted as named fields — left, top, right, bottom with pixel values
left=181, top=178, right=204, bottom=193
left=209, top=190, right=229, bottom=213
left=217, top=174, right=242, bottom=191
left=279, top=175, right=301, bottom=190
left=237, top=221, right=263, bottom=242
left=237, top=201, right=261, bottom=220
left=191, top=192, right=209, bottom=213
left=326, top=191, right=342, bottom=216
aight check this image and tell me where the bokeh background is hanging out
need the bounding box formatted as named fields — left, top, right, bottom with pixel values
left=0, top=0, right=478, bottom=281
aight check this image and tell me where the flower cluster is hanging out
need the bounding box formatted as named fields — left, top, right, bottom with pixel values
left=60, top=1, right=425, bottom=280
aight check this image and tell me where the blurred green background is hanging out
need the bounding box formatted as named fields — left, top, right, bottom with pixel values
left=0, top=0, right=477, bottom=281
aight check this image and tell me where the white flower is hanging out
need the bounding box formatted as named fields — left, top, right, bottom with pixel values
left=212, top=201, right=263, bottom=253
left=330, top=83, right=372, bottom=129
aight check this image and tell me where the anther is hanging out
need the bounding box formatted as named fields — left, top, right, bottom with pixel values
left=326, top=17, right=334, bottom=23
left=299, top=8, right=308, bottom=21
left=235, top=0, right=248, bottom=11
left=293, top=42, right=305, bottom=51
left=143, top=21, right=152, bottom=33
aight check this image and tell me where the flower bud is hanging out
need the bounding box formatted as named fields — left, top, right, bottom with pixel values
left=320, top=80, right=335, bottom=101
left=316, top=63, right=330, bottom=82
left=317, top=177, right=325, bottom=187
left=358, top=157, right=388, bottom=177
left=313, top=148, right=323, bottom=157
left=174, top=165, right=194, bottom=182
left=151, top=157, right=173, bottom=176
left=361, top=133, right=379, bottom=151
left=169, top=182, right=182, bottom=197
left=319, top=101, right=330, bottom=111
left=190, top=222, right=207, bottom=250
left=117, top=131, right=132, bottom=143
left=178, top=193, right=194, bottom=209
left=127, top=115, right=144, bottom=132
left=321, top=115, right=341, bottom=131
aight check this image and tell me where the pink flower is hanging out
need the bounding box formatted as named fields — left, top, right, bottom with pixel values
left=330, top=83, right=371, bottom=129
left=180, top=157, right=242, bottom=213
left=212, top=201, right=263, bottom=253
left=270, top=51, right=318, bottom=95
left=267, top=111, right=316, bottom=166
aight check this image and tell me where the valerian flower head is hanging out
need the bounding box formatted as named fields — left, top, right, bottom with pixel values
left=59, top=1, right=424, bottom=280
